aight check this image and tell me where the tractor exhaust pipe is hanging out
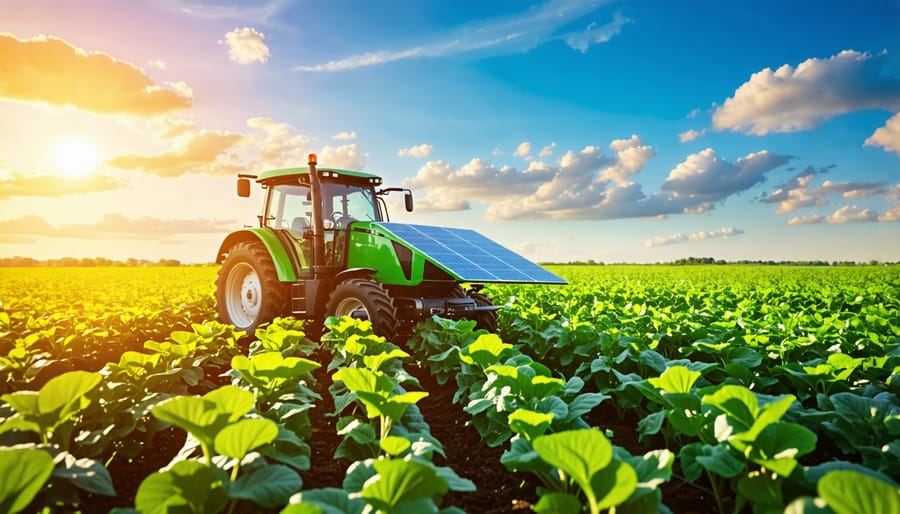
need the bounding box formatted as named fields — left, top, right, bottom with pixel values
left=307, top=153, right=326, bottom=274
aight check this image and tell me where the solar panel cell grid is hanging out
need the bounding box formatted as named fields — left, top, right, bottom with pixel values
left=376, top=223, right=567, bottom=284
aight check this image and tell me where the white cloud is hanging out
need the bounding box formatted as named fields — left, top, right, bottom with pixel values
left=247, top=117, right=311, bottom=169
left=539, top=143, right=556, bottom=157
left=398, top=144, right=433, bottom=158
left=645, top=227, right=743, bottom=247
left=405, top=139, right=790, bottom=221
left=865, top=113, right=900, bottom=156
left=787, top=205, right=899, bottom=224
left=332, top=131, right=358, bottom=141
left=687, top=108, right=701, bottom=119
left=149, top=59, right=167, bottom=70
left=661, top=148, right=792, bottom=200
left=220, top=27, right=270, bottom=64
left=514, top=141, right=532, bottom=159
left=599, top=135, right=655, bottom=185
left=763, top=166, right=892, bottom=214
left=679, top=129, right=706, bottom=143
left=826, top=205, right=879, bottom=223
left=713, top=50, right=900, bottom=135
left=320, top=144, right=366, bottom=170
left=491, top=147, right=502, bottom=157
left=295, top=1, right=627, bottom=71
left=564, top=11, right=632, bottom=53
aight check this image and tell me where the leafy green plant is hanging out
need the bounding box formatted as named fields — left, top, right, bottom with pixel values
left=0, top=447, right=55, bottom=514
left=0, top=370, right=101, bottom=449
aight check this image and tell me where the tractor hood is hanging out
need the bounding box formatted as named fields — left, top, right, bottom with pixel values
left=349, top=222, right=567, bottom=285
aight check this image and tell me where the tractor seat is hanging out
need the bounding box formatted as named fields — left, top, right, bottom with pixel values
left=290, top=217, right=310, bottom=237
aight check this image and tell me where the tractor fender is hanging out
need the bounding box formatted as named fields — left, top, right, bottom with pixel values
left=329, top=267, right=377, bottom=288
left=216, top=229, right=298, bottom=282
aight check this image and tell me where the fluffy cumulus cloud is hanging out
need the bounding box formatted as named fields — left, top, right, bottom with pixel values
left=539, top=143, right=556, bottom=157
left=661, top=149, right=792, bottom=200
left=332, top=131, right=357, bottom=141
left=865, top=113, right=900, bottom=156
left=406, top=138, right=792, bottom=221
left=0, top=213, right=236, bottom=239
left=0, top=33, right=191, bottom=115
left=108, top=129, right=247, bottom=177
left=514, top=142, right=532, bottom=159
left=0, top=171, right=126, bottom=199
left=220, top=27, right=270, bottom=64
left=398, top=144, right=433, bottom=158
left=246, top=117, right=312, bottom=169
left=644, top=227, right=743, bottom=248
left=713, top=50, right=900, bottom=135
left=762, top=165, right=899, bottom=222
left=599, top=135, right=655, bottom=185
left=320, top=144, right=366, bottom=170
left=679, top=129, right=706, bottom=143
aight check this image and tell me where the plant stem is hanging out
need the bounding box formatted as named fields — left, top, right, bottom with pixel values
left=706, top=470, right=727, bottom=514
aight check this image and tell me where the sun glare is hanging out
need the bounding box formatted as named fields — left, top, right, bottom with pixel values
left=55, top=138, right=99, bottom=178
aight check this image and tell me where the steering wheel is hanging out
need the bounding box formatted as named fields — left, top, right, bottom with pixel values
left=330, top=212, right=357, bottom=229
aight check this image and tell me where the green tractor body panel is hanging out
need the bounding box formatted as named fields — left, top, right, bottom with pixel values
left=216, top=228, right=298, bottom=282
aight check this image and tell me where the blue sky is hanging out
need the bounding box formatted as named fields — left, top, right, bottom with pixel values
left=1, top=0, right=899, bottom=263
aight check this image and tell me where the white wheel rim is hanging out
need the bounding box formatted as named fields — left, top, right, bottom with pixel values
left=225, top=262, right=260, bottom=328
left=335, top=297, right=368, bottom=319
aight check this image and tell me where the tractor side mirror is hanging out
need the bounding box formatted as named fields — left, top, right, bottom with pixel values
left=237, top=178, right=251, bottom=197
left=404, top=191, right=414, bottom=212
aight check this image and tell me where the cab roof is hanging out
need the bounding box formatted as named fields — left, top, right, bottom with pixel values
left=257, top=167, right=382, bottom=182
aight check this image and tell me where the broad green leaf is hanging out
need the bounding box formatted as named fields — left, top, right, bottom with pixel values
left=286, top=487, right=366, bottom=514
left=363, top=348, right=410, bottom=372
left=737, top=474, right=783, bottom=508
left=818, top=470, right=900, bottom=514
left=152, top=396, right=222, bottom=447
left=462, top=334, right=512, bottom=368
left=361, top=459, right=449, bottom=510
left=782, top=497, right=832, bottom=514
left=648, top=366, right=701, bottom=394
left=742, top=422, right=817, bottom=477
left=533, top=430, right=613, bottom=504
left=203, top=385, right=255, bottom=422
left=37, top=370, right=102, bottom=415
left=135, top=460, right=227, bottom=514
left=508, top=409, right=554, bottom=441
left=230, top=464, right=302, bottom=508
left=702, top=385, right=758, bottom=431
left=52, top=452, right=117, bottom=496
left=214, top=417, right=279, bottom=459
left=637, top=410, right=666, bottom=440
left=531, top=492, right=582, bottom=514
left=381, top=436, right=412, bottom=456
left=590, top=459, right=638, bottom=510
left=0, top=448, right=55, bottom=514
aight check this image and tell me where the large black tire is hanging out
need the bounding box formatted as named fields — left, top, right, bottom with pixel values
left=326, top=278, right=398, bottom=341
left=216, top=241, right=289, bottom=335
left=448, top=286, right=499, bottom=333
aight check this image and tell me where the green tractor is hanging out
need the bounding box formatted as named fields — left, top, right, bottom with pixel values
left=215, top=154, right=566, bottom=340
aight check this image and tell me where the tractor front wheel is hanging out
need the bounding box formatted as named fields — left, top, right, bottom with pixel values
left=326, top=278, right=398, bottom=340
left=216, top=241, right=288, bottom=335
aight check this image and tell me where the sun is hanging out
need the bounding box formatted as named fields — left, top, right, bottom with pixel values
left=55, top=138, right=99, bottom=178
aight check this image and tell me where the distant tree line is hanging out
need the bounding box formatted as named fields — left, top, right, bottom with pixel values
left=0, top=256, right=187, bottom=267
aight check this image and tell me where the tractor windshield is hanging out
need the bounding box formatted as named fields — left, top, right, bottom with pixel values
left=322, top=183, right=381, bottom=227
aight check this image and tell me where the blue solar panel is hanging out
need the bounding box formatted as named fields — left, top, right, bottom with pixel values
left=376, top=223, right=567, bottom=284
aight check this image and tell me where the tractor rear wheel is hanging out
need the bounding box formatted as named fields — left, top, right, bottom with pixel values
left=326, top=278, right=398, bottom=341
left=216, top=241, right=288, bottom=335
left=448, top=286, right=498, bottom=332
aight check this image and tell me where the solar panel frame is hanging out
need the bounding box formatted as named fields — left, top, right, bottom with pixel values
left=375, top=223, right=567, bottom=284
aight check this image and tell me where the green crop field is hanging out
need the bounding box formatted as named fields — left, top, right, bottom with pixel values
left=1, top=264, right=899, bottom=513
